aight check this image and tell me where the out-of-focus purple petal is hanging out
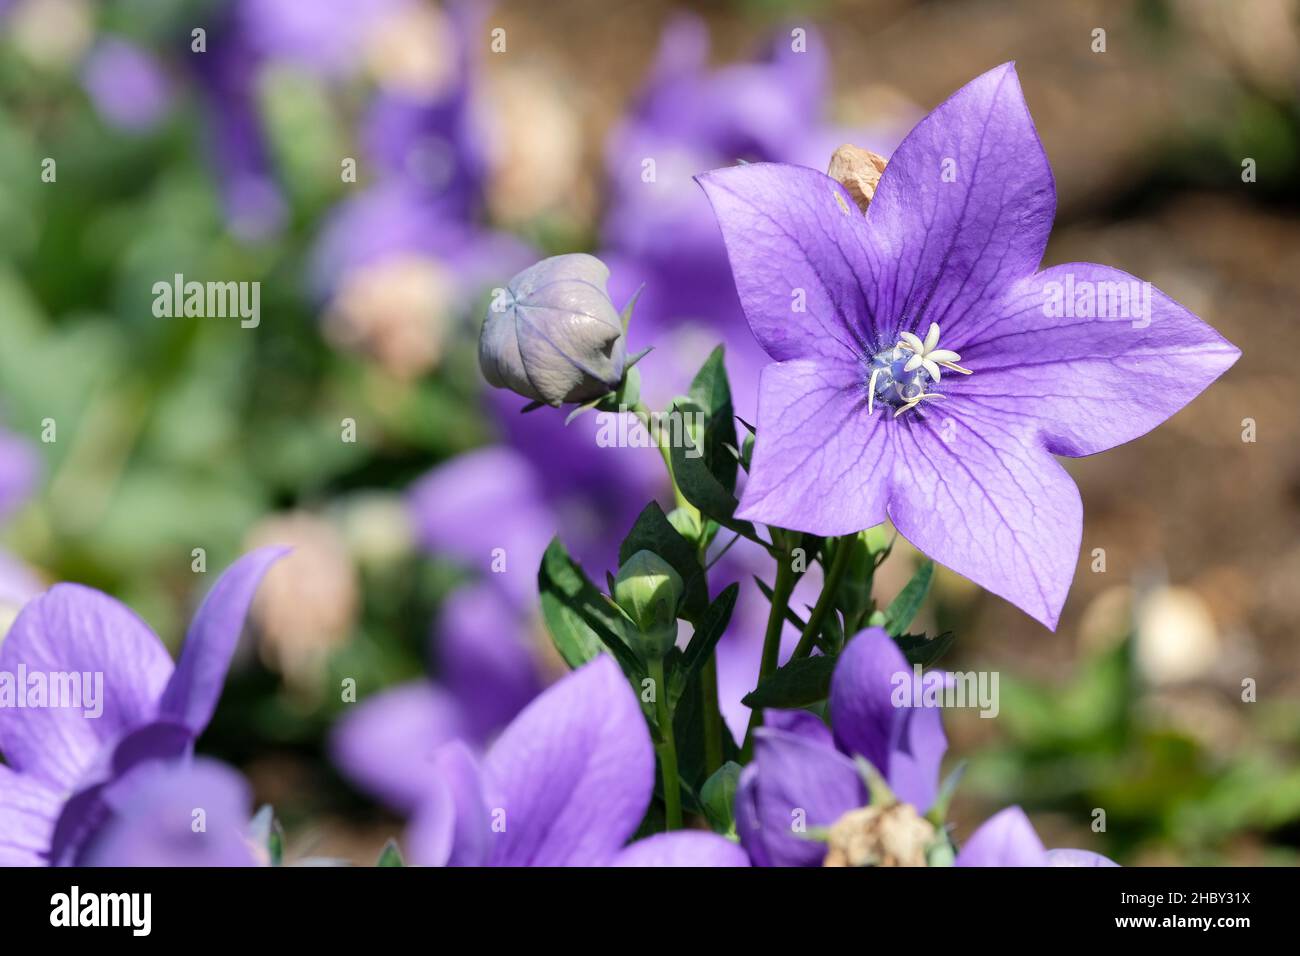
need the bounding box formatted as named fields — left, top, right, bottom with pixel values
left=158, top=547, right=288, bottom=735
left=0, top=428, right=39, bottom=522
left=733, top=764, right=770, bottom=867
left=83, top=758, right=257, bottom=867
left=612, top=831, right=751, bottom=867
left=764, top=708, right=833, bottom=746
left=956, top=263, right=1241, bottom=457
left=330, top=681, right=467, bottom=815
left=1047, top=847, right=1118, bottom=867
left=435, top=583, right=541, bottom=742
left=888, top=410, right=1082, bottom=630
left=407, top=447, right=554, bottom=608
left=407, top=741, right=490, bottom=867
left=863, top=63, right=1054, bottom=346
left=236, top=0, right=404, bottom=73
left=743, top=725, right=864, bottom=867
left=0, top=764, right=61, bottom=866
left=81, top=38, right=171, bottom=132
left=0, top=585, right=173, bottom=790
left=481, top=656, right=653, bottom=866
left=735, top=358, right=891, bottom=535
left=955, top=806, right=1049, bottom=867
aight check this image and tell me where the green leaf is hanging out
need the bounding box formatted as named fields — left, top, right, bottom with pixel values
left=883, top=560, right=933, bottom=636
left=619, top=501, right=708, bottom=622
left=537, top=538, right=641, bottom=677
left=701, top=761, right=743, bottom=836
left=687, top=346, right=739, bottom=495
left=741, top=655, right=838, bottom=710
left=895, top=631, right=955, bottom=668
left=376, top=840, right=405, bottom=867
left=672, top=583, right=739, bottom=705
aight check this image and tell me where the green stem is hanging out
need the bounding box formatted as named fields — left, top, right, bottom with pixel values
left=649, top=657, right=682, bottom=830
left=741, top=544, right=800, bottom=758
left=700, top=654, right=723, bottom=776
left=630, top=399, right=691, bottom=512
left=791, top=536, right=854, bottom=660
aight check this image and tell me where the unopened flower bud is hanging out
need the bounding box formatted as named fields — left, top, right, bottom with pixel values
left=479, top=253, right=626, bottom=407
left=827, top=144, right=888, bottom=212
left=613, top=550, right=683, bottom=660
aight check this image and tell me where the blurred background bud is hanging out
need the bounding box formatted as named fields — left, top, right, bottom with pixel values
left=246, top=512, right=360, bottom=690
left=322, top=254, right=454, bottom=380
left=479, top=253, right=626, bottom=406
left=1135, top=585, right=1221, bottom=686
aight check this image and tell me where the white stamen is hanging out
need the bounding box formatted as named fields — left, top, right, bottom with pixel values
left=867, top=366, right=880, bottom=416
left=892, top=323, right=968, bottom=384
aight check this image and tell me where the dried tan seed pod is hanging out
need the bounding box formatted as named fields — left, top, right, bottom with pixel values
left=827, top=144, right=889, bottom=213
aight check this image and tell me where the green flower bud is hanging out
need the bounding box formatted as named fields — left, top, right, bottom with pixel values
left=479, top=253, right=626, bottom=407
left=613, top=550, right=683, bottom=660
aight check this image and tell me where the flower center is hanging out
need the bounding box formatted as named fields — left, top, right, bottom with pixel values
left=866, top=322, right=971, bottom=417
left=823, top=803, right=939, bottom=867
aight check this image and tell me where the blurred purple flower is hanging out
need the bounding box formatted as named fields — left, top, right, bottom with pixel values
left=189, top=19, right=287, bottom=241
left=0, top=548, right=284, bottom=866
left=330, top=581, right=542, bottom=814
left=82, top=758, right=258, bottom=867
left=735, top=627, right=946, bottom=867
left=601, top=15, right=909, bottom=418
left=700, top=64, right=1239, bottom=628
left=406, top=655, right=748, bottom=866
left=956, top=806, right=1117, bottom=868
left=235, top=0, right=407, bottom=75
left=0, top=427, right=38, bottom=523
left=81, top=37, right=171, bottom=132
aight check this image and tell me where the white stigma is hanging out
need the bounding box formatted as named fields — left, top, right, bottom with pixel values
left=895, top=322, right=971, bottom=384
left=867, top=322, right=974, bottom=418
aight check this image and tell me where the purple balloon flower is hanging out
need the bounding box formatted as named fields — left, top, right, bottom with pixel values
left=955, top=805, right=1117, bottom=868
left=735, top=627, right=946, bottom=867
left=699, top=63, right=1240, bottom=627
left=0, top=548, right=285, bottom=866
left=406, top=655, right=749, bottom=866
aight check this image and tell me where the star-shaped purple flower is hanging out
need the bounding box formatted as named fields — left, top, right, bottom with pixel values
left=406, top=655, right=749, bottom=867
left=699, top=64, right=1240, bottom=627
left=0, top=548, right=284, bottom=866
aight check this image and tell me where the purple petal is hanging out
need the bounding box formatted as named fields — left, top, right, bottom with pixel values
left=735, top=359, right=892, bottom=534
left=158, top=547, right=288, bottom=735
left=1047, top=847, right=1118, bottom=867
left=0, top=585, right=173, bottom=790
left=481, top=656, right=654, bottom=866
left=435, top=583, right=541, bottom=742
left=330, top=681, right=467, bottom=814
left=0, top=428, right=39, bottom=521
left=955, top=263, right=1240, bottom=457
left=887, top=410, right=1082, bottom=629
left=406, top=741, right=490, bottom=867
left=764, top=708, right=834, bottom=745
left=742, top=725, right=865, bottom=867
left=696, top=162, right=884, bottom=364
left=612, top=831, right=751, bottom=867
left=955, top=806, right=1049, bottom=867
left=733, top=765, right=771, bottom=867
left=830, top=627, right=947, bottom=809
left=0, top=548, right=41, bottom=607
left=82, top=758, right=257, bottom=867
left=81, top=38, right=172, bottom=132
left=0, top=765, right=61, bottom=866
left=864, top=63, right=1054, bottom=344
